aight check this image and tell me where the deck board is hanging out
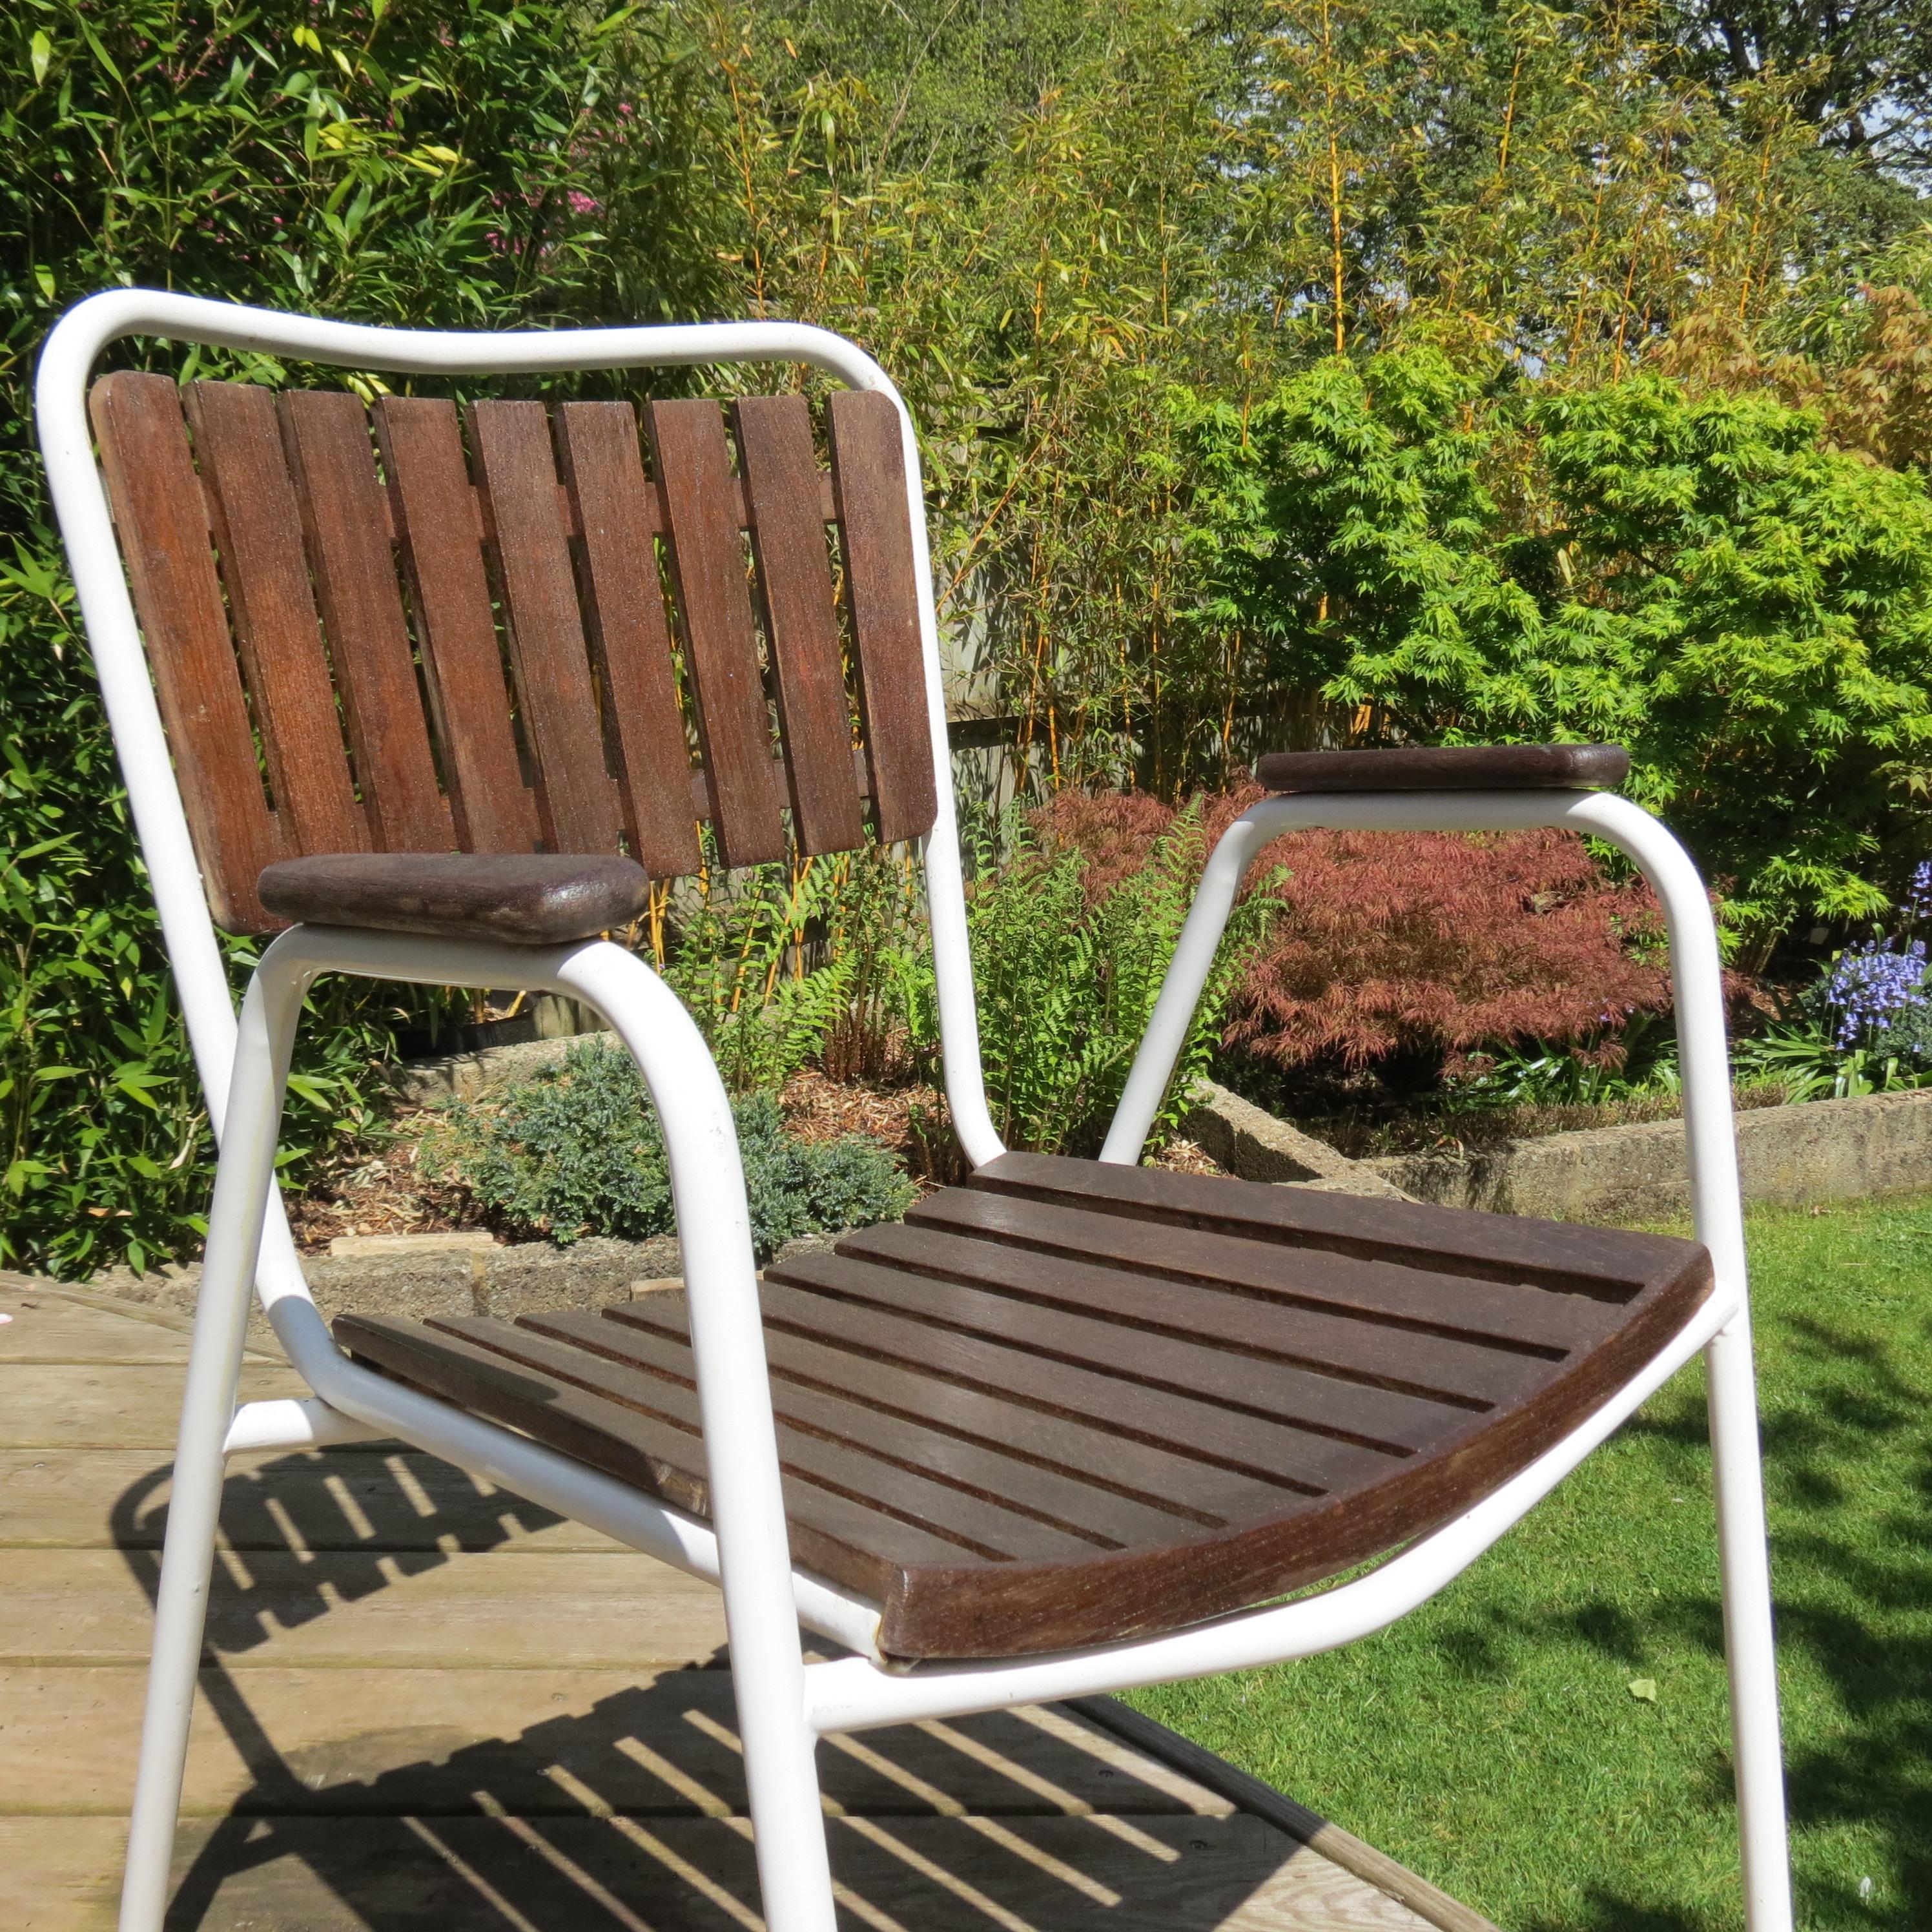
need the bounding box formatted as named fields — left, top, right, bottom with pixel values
left=0, top=1276, right=1488, bottom=1931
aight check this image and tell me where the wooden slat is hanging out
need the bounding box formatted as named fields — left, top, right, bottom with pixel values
left=555, top=402, right=704, bottom=878
left=0, top=1362, right=307, bottom=1451
left=766, top=1251, right=1454, bottom=1462
left=969, top=1152, right=1701, bottom=1301
left=5, top=1812, right=1444, bottom=1931
left=468, top=401, right=623, bottom=854
left=826, top=389, right=938, bottom=843
left=646, top=399, right=787, bottom=867
left=373, top=398, right=540, bottom=853
left=183, top=382, right=367, bottom=858
left=88, top=372, right=285, bottom=930
left=337, top=1313, right=983, bottom=1604
left=0, top=1666, right=1228, bottom=1820
left=529, top=1306, right=1189, bottom=1550
left=470, top=1311, right=1104, bottom=1560
left=604, top=1300, right=1277, bottom=1529
left=278, top=389, right=453, bottom=851
left=0, top=1546, right=724, bottom=1670
left=913, top=1192, right=1619, bottom=1355
left=753, top=1262, right=1376, bottom=1493
left=839, top=1220, right=1547, bottom=1411
left=1074, top=1695, right=1506, bottom=1932
left=733, top=395, right=867, bottom=854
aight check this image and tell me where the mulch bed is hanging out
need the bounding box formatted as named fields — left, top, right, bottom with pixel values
left=283, top=1065, right=1224, bottom=1256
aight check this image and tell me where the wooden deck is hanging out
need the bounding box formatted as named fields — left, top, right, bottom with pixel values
left=1, top=1275, right=1494, bottom=1932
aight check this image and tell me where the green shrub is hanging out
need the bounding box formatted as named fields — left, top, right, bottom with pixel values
left=1179, top=347, right=1932, bottom=943
left=420, top=1039, right=915, bottom=1257
left=0, top=0, right=686, bottom=1275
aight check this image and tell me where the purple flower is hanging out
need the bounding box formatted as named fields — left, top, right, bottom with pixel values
left=1906, top=860, right=1932, bottom=925
left=1824, top=939, right=1929, bottom=1048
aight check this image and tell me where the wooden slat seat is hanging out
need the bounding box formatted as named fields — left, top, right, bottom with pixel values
left=335, top=1153, right=1712, bottom=1663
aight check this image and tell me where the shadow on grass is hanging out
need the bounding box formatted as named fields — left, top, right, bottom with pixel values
left=1513, top=1308, right=1931, bottom=1931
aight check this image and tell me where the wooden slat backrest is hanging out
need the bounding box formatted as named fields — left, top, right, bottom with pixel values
left=468, top=400, right=624, bottom=855
left=181, top=382, right=368, bottom=862
left=88, top=373, right=285, bottom=930
left=88, top=375, right=938, bottom=932
left=373, top=396, right=543, bottom=856
left=553, top=403, right=704, bottom=879
left=277, top=390, right=453, bottom=853
left=827, top=391, right=939, bottom=844
left=646, top=398, right=790, bottom=869
left=735, top=395, right=868, bottom=854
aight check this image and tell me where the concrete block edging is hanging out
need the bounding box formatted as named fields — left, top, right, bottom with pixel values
left=1189, top=1080, right=1932, bottom=1225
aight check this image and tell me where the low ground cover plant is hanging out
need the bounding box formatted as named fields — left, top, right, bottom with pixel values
left=1727, top=861, right=1932, bottom=1102
left=419, top=1039, right=915, bottom=1258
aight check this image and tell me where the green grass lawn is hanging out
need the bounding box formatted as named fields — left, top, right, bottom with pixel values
left=1126, top=1193, right=1932, bottom=1930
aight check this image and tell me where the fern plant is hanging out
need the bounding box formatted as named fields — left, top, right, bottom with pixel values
left=662, top=854, right=854, bottom=1095
left=896, top=802, right=1275, bottom=1156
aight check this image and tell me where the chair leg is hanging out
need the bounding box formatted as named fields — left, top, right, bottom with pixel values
left=1706, top=1311, right=1794, bottom=1932
left=734, top=1667, right=839, bottom=1932
left=118, top=1418, right=228, bottom=1932
left=120, top=966, right=295, bottom=1932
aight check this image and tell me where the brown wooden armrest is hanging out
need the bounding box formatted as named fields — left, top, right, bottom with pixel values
left=258, top=852, right=652, bottom=943
left=1255, top=743, right=1629, bottom=794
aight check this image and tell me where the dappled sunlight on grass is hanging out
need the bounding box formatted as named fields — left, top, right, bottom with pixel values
left=1129, top=1194, right=1932, bottom=1929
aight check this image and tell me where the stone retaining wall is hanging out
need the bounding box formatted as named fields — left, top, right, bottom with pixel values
left=1362, top=1086, right=1932, bottom=1224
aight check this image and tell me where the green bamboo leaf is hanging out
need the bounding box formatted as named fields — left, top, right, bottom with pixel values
left=76, top=21, right=123, bottom=85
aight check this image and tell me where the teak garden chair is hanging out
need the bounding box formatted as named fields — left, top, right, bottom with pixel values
left=39, top=291, right=1793, bottom=1932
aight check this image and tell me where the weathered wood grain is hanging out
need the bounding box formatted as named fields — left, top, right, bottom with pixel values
left=88, top=372, right=285, bottom=929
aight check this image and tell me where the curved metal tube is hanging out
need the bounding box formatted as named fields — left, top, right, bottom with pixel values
left=34, top=290, right=1002, bottom=1166
left=1094, top=784, right=1787, bottom=1931
left=121, top=927, right=846, bottom=1932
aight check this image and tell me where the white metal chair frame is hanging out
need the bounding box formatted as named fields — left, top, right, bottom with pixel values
left=36, top=291, right=1793, bottom=1932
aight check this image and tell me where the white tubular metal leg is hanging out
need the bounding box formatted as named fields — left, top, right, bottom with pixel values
left=1097, top=787, right=1792, bottom=1932
left=118, top=929, right=839, bottom=1932
left=559, top=941, right=835, bottom=1929
left=118, top=956, right=312, bottom=1932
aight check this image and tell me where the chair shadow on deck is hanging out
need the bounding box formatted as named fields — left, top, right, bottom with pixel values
left=110, top=1447, right=1305, bottom=1931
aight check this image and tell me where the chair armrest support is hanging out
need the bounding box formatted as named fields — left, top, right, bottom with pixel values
left=1101, top=787, right=1744, bottom=1290
left=192, top=925, right=820, bottom=1771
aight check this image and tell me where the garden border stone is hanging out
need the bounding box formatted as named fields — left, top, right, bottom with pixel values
left=1354, top=1085, right=1932, bottom=1224
left=391, top=1029, right=615, bottom=1107
left=1180, top=1081, right=1416, bottom=1200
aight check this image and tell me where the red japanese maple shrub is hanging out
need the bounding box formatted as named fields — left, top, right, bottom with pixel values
left=1037, top=783, right=1670, bottom=1073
